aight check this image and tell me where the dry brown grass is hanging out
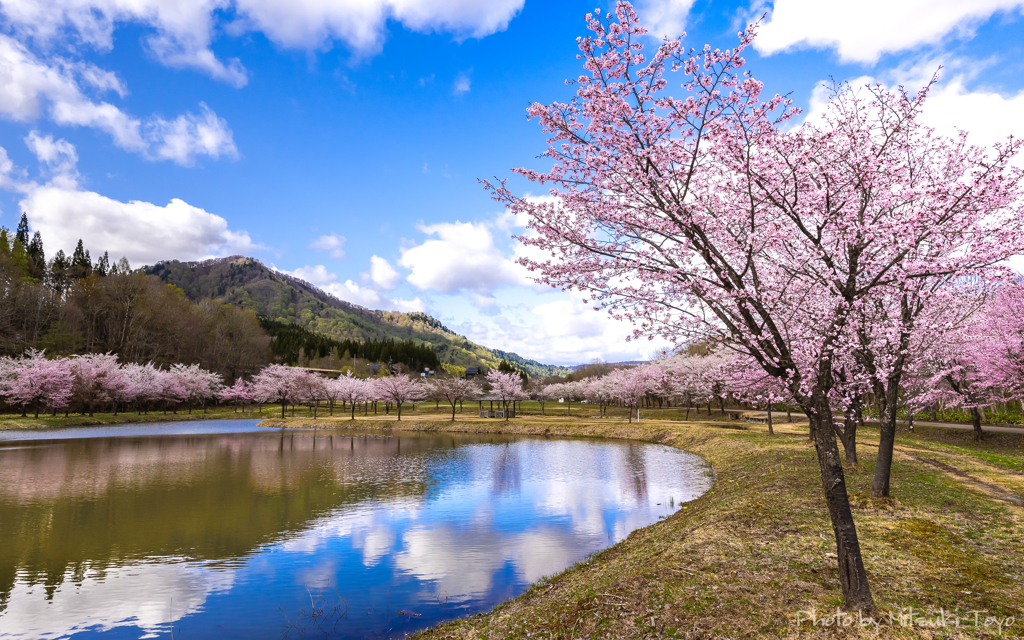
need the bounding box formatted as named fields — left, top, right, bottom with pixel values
left=262, top=415, right=1024, bottom=639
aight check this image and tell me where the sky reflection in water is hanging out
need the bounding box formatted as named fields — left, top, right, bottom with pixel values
left=0, top=422, right=712, bottom=639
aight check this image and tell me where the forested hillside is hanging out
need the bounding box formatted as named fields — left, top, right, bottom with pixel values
left=145, top=256, right=570, bottom=377
left=0, top=217, right=271, bottom=378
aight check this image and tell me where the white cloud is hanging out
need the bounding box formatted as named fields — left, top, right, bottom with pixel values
left=0, top=0, right=248, bottom=86
left=147, top=102, right=237, bottom=166
left=634, top=0, right=695, bottom=39
left=919, top=77, right=1024, bottom=150
left=234, top=0, right=524, bottom=53
left=756, top=0, right=1024, bottom=63
left=278, top=263, right=426, bottom=313
left=803, top=70, right=1024, bottom=154
left=0, top=34, right=236, bottom=165
left=22, top=185, right=259, bottom=266
left=9, top=136, right=254, bottom=265
left=25, top=130, right=78, bottom=175
left=368, top=254, right=401, bottom=289
left=399, top=220, right=529, bottom=295
left=146, top=33, right=249, bottom=88
left=309, top=232, right=347, bottom=259
left=453, top=71, right=471, bottom=95
left=0, top=0, right=524, bottom=83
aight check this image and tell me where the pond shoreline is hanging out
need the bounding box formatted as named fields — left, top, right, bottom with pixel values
left=262, top=415, right=1024, bottom=639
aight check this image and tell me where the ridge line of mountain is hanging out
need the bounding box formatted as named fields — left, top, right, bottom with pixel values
left=143, top=255, right=570, bottom=378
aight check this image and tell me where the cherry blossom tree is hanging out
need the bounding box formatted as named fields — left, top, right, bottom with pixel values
left=427, top=376, right=482, bottom=421
left=322, top=376, right=345, bottom=416
left=486, top=369, right=524, bottom=421
left=334, top=373, right=371, bottom=420
left=373, top=375, right=424, bottom=421
left=154, top=367, right=188, bottom=414
left=528, top=383, right=556, bottom=415
left=220, top=377, right=254, bottom=413
left=170, top=363, right=223, bottom=414
left=70, top=353, right=124, bottom=416
left=251, top=365, right=306, bottom=418
left=974, top=281, right=1024, bottom=403
left=608, top=366, right=658, bottom=423
left=487, top=3, right=1024, bottom=609
left=2, top=350, right=73, bottom=417
left=122, top=363, right=164, bottom=414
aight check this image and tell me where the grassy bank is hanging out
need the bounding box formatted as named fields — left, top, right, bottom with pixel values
left=0, top=406, right=264, bottom=430
left=263, top=414, right=1024, bottom=638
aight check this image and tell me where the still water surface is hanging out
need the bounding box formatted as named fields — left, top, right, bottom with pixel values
left=0, top=420, right=712, bottom=639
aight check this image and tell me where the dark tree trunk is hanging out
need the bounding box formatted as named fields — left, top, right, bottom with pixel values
left=971, top=407, right=984, bottom=441
left=766, top=403, right=773, bottom=435
left=871, top=381, right=900, bottom=497
left=281, top=401, right=286, bottom=419
left=807, top=395, right=875, bottom=612
left=397, top=402, right=402, bottom=421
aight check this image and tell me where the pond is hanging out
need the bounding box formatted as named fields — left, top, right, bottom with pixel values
left=0, top=420, right=713, bottom=639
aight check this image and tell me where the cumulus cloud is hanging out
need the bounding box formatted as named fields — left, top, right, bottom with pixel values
left=0, top=0, right=524, bottom=83
left=368, top=255, right=401, bottom=290
left=8, top=135, right=256, bottom=264
left=0, top=34, right=236, bottom=165
left=453, top=292, right=671, bottom=366
left=25, top=130, right=78, bottom=175
left=0, top=0, right=248, bottom=86
left=633, top=0, right=696, bottom=39
left=399, top=220, right=529, bottom=295
left=22, top=185, right=259, bottom=266
left=234, top=0, right=524, bottom=53
left=756, top=0, right=1024, bottom=64
left=278, top=263, right=426, bottom=313
left=309, top=232, right=347, bottom=259
left=146, top=103, right=238, bottom=166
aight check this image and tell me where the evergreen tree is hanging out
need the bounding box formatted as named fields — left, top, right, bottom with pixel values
left=26, top=231, right=45, bottom=280
left=15, top=213, right=29, bottom=247
left=0, top=228, right=10, bottom=258
left=70, top=239, right=92, bottom=279
left=10, top=237, right=29, bottom=276
left=94, top=251, right=110, bottom=277
left=49, top=250, right=70, bottom=295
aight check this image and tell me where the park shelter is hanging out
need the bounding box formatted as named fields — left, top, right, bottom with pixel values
left=472, top=394, right=518, bottom=419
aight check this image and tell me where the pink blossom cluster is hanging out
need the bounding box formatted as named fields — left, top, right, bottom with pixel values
left=0, top=352, right=224, bottom=417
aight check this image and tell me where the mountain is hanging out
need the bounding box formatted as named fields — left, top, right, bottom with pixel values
left=144, top=256, right=570, bottom=377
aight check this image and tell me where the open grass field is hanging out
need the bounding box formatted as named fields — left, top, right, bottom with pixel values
left=261, top=411, right=1024, bottom=639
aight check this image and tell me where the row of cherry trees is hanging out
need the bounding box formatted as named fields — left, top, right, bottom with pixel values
left=486, top=2, right=1024, bottom=610
left=235, top=366, right=526, bottom=421
left=0, top=351, right=223, bottom=417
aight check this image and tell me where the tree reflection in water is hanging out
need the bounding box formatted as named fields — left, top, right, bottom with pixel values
left=0, top=423, right=711, bottom=639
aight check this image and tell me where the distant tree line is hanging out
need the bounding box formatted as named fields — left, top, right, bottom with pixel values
left=257, top=316, right=440, bottom=372
left=0, top=216, right=272, bottom=378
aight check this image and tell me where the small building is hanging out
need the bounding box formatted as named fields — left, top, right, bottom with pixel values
left=465, top=367, right=480, bottom=379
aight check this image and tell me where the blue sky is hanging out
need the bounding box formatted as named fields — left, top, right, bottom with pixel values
left=1, top=0, right=1023, bottom=365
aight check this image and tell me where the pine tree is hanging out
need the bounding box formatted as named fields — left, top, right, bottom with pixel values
left=49, top=249, right=70, bottom=295
left=0, top=228, right=10, bottom=258
left=26, top=231, right=45, bottom=280
left=10, top=237, right=30, bottom=276
left=15, top=213, right=29, bottom=247
left=94, top=251, right=110, bottom=277
left=70, top=239, right=92, bottom=279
